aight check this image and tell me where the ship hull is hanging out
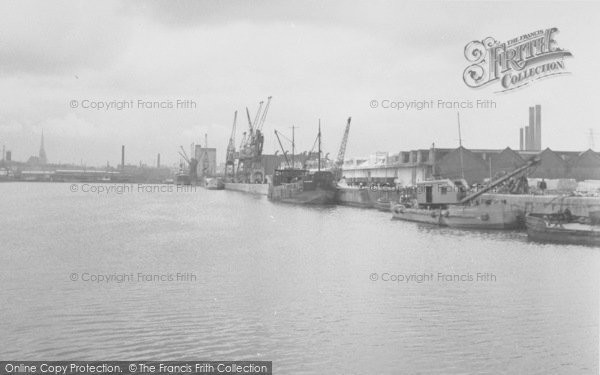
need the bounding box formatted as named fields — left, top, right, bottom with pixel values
left=204, top=177, right=225, bottom=190
left=269, top=183, right=336, bottom=205
left=442, top=203, right=523, bottom=229
left=392, top=202, right=523, bottom=229
left=526, top=215, right=600, bottom=246
left=391, top=205, right=442, bottom=225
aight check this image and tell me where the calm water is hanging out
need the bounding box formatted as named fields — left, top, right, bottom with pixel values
left=0, top=182, right=598, bottom=374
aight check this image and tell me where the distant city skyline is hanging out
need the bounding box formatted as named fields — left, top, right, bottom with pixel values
left=0, top=1, right=598, bottom=167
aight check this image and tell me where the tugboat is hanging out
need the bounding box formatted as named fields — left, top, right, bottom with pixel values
left=268, top=123, right=336, bottom=204
left=392, top=156, right=540, bottom=229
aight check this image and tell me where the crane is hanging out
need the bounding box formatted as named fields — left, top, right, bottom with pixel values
left=179, top=146, right=191, bottom=164
left=332, top=117, right=351, bottom=178
left=235, top=97, right=272, bottom=182
left=225, top=111, right=238, bottom=179
left=178, top=145, right=198, bottom=183
left=256, top=96, right=272, bottom=132
left=458, top=155, right=540, bottom=204
left=274, top=130, right=291, bottom=168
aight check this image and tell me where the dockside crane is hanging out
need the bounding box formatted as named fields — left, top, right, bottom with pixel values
left=225, top=111, right=238, bottom=179
left=235, top=96, right=272, bottom=182
left=179, top=146, right=191, bottom=165
left=178, top=145, right=198, bottom=182
left=274, top=130, right=291, bottom=168
left=333, top=117, right=351, bottom=178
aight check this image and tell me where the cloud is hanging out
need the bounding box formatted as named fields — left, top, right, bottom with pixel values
left=0, top=0, right=131, bottom=76
left=0, top=1, right=599, bottom=166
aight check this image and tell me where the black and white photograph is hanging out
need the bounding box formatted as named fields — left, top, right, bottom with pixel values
left=0, top=1, right=599, bottom=374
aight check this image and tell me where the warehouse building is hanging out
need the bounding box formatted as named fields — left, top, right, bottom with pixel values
left=342, top=147, right=600, bottom=186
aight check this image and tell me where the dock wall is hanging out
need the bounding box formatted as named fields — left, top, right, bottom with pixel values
left=335, top=187, right=401, bottom=208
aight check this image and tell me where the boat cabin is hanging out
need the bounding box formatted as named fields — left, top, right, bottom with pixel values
left=416, top=179, right=468, bottom=207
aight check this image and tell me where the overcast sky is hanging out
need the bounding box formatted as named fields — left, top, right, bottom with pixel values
left=0, top=0, right=598, bottom=167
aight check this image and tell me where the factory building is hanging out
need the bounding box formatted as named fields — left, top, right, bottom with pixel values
left=342, top=147, right=600, bottom=186
left=568, top=149, right=600, bottom=180
left=343, top=104, right=599, bottom=185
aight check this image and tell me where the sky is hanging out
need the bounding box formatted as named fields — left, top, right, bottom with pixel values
left=0, top=0, right=598, bottom=167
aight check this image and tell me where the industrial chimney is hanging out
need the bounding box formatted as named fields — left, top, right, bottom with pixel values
left=519, top=128, right=524, bottom=151
left=528, top=107, right=535, bottom=151
left=518, top=105, right=542, bottom=151
left=535, top=105, right=541, bottom=150
left=121, top=145, right=125, bottom=170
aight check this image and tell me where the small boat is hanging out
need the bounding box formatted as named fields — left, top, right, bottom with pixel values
left=204, top=177, right=225, bottom=190
left=526, top=215, right=600, bottom=246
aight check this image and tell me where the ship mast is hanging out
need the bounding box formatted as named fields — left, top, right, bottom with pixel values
left=318, top=119, right=321, bottom=172
left=457, top=112, right=465, bottom=180
left=291, top=125, right=296, bottom=169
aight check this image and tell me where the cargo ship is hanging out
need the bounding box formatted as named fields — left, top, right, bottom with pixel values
left=268, top=169, right=336, bottom=204
left=267, top=123, right=336, bottom=204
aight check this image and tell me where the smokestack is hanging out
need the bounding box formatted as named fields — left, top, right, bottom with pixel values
left=6, top=150, right=11, bottom=161
left=121, top=145, right=125, bottom=169
left=205, top=133, right=208, bottom=148
left=535, top=104, right=541, bottom=150
left=157, top=153, right=161, bottom=168
left=519, top=128, right=524, bottom=150
left=525, top=126, right=530, bottom=151
left=528, top=107, right=535, bottom=151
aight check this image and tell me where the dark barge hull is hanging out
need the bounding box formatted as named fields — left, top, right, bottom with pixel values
left=526, top=216, right=600, bottom=246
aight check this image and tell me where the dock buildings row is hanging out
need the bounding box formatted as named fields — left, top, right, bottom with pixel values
left=341, top=147, right=600, bottom=186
